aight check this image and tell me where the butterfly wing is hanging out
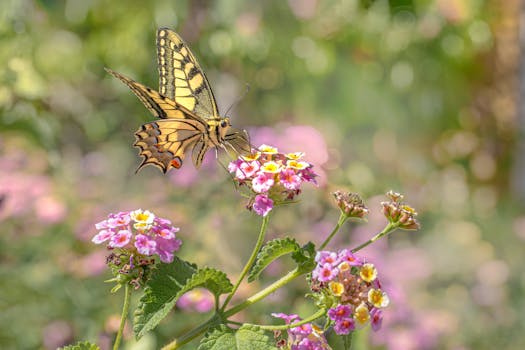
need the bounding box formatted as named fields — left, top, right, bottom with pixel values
left=157, top=28, right=219, bottom=119
left=106, top=68, right=210, bottom=172
left=135, top=119, right=207, bottom=173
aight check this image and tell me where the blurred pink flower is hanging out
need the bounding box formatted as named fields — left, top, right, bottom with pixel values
left=177, top=288, right=214, bottom=313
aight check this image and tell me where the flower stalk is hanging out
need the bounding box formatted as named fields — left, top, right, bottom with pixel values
left=112, top=283, right=131, bottom=350
left=221, top=214, right=271, bottom=311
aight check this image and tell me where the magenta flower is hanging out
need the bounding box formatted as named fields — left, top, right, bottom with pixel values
left=92, top=229, right=114, bottom=244
left=328, top=304, right=352, bottom=321
left=333, top=317, right=355, bottom=335
left=252, top=173, right=275, bottom=193
left=134, top=234, right=157, bottom=255
left=280, top=168, right=302, bottom=190
left=109, top=229, right=132, bottom=248
left=240, top=160, right=260, bottom=178
left=337, top=249, right=362, bottom=266
left=315, top=250, right=340, bottom=266
left=271, top=313, right=300, bottom=324
left=312, top=263, right=338, bottom=282
left=370, top=308, right=383, bottom=331
left=253, top=194, right=273, bottom=216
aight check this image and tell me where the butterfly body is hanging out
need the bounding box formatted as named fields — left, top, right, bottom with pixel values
left=106, top=28, right=250, bottom=173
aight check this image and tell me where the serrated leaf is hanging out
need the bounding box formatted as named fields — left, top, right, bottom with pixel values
left=292, top=241, right=316, bottom=273
left=133, top=257, right=233, bottom=339
left=248, top=238, right=301, bottom=282
left=198, top=325, right=278, bottom=350
left=59, top=341, right=100, bottom=350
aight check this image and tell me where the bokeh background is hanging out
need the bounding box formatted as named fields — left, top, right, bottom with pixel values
left=1, top=0, right=524, bottom=349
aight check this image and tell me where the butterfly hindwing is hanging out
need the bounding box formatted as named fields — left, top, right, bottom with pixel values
left=157, top=28, right=219, bottom=119
left=134, top=119, right=207, bottom=173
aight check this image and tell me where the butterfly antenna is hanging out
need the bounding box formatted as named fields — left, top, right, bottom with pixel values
left=224, top=83, right=250, bottom=117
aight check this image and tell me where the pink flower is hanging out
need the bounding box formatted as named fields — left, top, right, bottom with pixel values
left=109, top=229, right=132, bottom=248
left=299, top=167, right=318, bottom=185
left=239, top=160, right=260, bottom=178
left=253, top=194, right=273, bottom=216
left=134, top=234, right=157, bottom=255
left=107, top=212, right=131, bottom=228
left=177, top=288, right=214, bottom=313
left=312, top=263, right=338, bottom=282
left=252, top=173, right=275, bottom=193
left=155, top=236, right=182, bottom=263
left=338, top=249, right=362, bottom=266
left=328, top=305, right=352, bottom=321
left=279, top=168, right=302, bottom=190
left=92, top=229, right=114, bottom=244
left=370, top=308, right=383, bottom=331
left=271, top=313, right=300, bottom=324
left=315, top=251, right=339, bottom=266
left=334, top=317, right=355, bottom=335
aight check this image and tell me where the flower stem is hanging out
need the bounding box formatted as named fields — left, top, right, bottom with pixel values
left=161, top=315, right=218, bottom=350
left=224, top=267, right=303, bottom=317
left=351, top=222, right=398, bottom=253
left=221, top=214, right=270, bottom=311
left=319, top=212, right=348, bottom=250
left=112, top=283, right=131, bottom=350
left=247, top=308, right=326, bottom=330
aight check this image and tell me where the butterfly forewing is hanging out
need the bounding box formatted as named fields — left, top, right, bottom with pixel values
left=156, top=28, right=219, bottom=119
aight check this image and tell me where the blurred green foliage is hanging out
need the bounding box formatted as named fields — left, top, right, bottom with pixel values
left=1, top=0, right=524, bottom=349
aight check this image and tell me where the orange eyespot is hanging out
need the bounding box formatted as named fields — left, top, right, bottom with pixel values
left=170, top=157, right=182, bottom=169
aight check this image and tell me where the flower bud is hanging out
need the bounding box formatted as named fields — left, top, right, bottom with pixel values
left=332, top=191, right=369, bottom=219
left=381, top=192, right=420, bottom=230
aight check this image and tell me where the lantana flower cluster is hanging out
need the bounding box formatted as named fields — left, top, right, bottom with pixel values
left=228, top=144, right=318, bottom=216
left=311, top=249, right=389, bottom=335
left=93, top=209, right=182, bottom=263
left=272, top=313, right=330, bottom=350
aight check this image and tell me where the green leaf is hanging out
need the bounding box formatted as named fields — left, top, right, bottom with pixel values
left=198, top=325, right=278, bottom=350
left=58, top=341, right=100, bottom=350
left=248, top=238, right=301, bottom=282
left=133, top=257, right=233, bottom=339
left=292, top=241, right=317, bottom=273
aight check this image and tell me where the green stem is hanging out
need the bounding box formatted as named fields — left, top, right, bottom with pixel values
left=351, top=222, right=398, bottom=253
left=161, top=315, right=218, bottom=350
left=112, top=283, right=131, bottom=350
left=221, top=214, right=270, bottom=311
left=224, top=267, right=303, bottom=318
left=247, top=308, right=326, bottom=330
left=319, top=212, right=348, bottom=250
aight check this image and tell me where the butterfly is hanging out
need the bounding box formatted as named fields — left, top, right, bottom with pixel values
left=106, top=28, right=251, bottom=173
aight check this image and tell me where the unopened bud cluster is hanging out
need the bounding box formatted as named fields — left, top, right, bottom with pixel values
left=332, top=191, right=369, bottom=219
left=381, top=191, right=420, bottom=230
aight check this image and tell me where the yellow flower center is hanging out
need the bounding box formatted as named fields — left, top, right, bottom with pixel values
left=260, top=161, right=281, bottom=173
left=359, top=263, right=377, bottom=282
left=329, top=281, right=344, bottom=296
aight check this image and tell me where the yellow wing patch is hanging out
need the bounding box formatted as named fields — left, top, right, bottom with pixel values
left=156, top=28, right=218, bottom=119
